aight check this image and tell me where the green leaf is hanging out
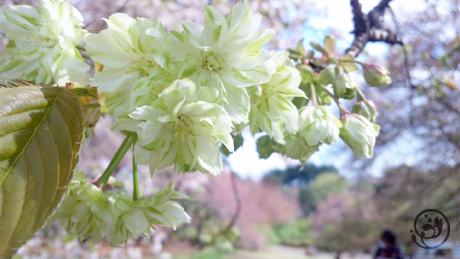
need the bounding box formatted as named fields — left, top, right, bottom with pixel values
left=256, top=135, right=280, bottom=159
left=70, top=87, right=98, bottom=98
left=310, top=41, right=329, bottom=58
left=292, top=95, right=310, bottom=110
left=0, top=85, right=84, bottom=258
left=341, top=62, right=359, bottom=73
left=324, top=35, right=336, bottom=57
left=220, top=134, right=244, bottom=157
left=300, top=66, right=315, bottom=83
left=317, top=65, right=337, bottom=85
left=288, top=49, right=301, bottom=56
left=296, top=39, right=305, bottom=56
left=313, top=58, right=327, bottom=67
left=340, top=55, right=359, bottom=73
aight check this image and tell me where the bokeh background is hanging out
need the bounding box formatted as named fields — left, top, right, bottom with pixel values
left=1, top=0, right=459, bottom=258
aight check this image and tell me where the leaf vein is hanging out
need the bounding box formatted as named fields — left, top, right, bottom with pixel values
left=0, top=89, right=62, bottom=186
left=0, top=128, right=35, bottom=142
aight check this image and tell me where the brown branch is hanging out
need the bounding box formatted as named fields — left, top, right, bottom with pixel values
left=346, top=0, right=402, bottom=58
left=115, top=0, right=131, bottom=13
left=346, top=0, right=369, bottom=58
left=224, top=172, right=241, bottom=233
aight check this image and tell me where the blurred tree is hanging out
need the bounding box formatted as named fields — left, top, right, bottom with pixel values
left=272, top=218, right=312, bottom=247
left=263, top=165, right=346, bottom=216
left=374, top=164, right=460, bottom=256
left=263, top=164, right=337, bottom=186
left=312, top=191, right=380, bottom=259
left=299, top=172, right=348, bottom=216
left=176, top=172, right=298, bottom=250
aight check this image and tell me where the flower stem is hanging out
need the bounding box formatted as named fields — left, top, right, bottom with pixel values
left=81, top=53, right=91, bottom=60
left=82, top=103, right=101, bottom=109
left=132, top=152, right=141, bottom=201
left=339, top=59, right=366, bottom=67
left=323, top=87, right=348, bottom=115
left=96, top=132, right=137, bottom=187
left=76, top=44, right=86, bottom=51
left=310, top=83, right=318, bottom=106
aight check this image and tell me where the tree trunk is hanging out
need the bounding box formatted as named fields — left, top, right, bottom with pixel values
left=335, top=251, right=342, bottom=259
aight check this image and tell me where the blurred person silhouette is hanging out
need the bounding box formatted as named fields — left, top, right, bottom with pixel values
left=373, top=230, right=404, bottom=259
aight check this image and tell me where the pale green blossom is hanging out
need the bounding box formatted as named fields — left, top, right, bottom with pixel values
left=165, top=0, right=277, bottom=124
left=51, top=176, right=114, bottom=243
left=86, top=13, right=173, bottom=117
left=106, top=183, right=191, bottom=247
left=248, top=50, right=305, bottom=144
left=283, top=134, right=319, bottom=165
left=297, top=106, right=342, bottom=146
left=340, top=113, right=380, bottom=158
left=115, top=79, right=234, bottom=175
left=269, top=106, right=341, bottom=165
left=0, top=0, right=90, bottom=86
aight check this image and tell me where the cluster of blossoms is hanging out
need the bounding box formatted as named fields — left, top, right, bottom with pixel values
left=87, top=1, right=284, bottom=175
left=0, top=0, right=391, bottom=245
left=0, top=0, right=90, bottom=86
left=51, top=172, right=190, bottom=246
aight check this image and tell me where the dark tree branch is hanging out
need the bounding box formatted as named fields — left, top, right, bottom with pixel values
left=368, top=29, right=400, bottom=44
left=115, top=0, right=131, bottom=13
left=224, top=172, right=241, bottom=233
left=346, top=0, right=403, bottom=58
left=347, top=0, right=369, bottom=58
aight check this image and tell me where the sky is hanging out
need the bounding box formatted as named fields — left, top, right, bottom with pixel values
left=228, top=0, right=426, bottom=180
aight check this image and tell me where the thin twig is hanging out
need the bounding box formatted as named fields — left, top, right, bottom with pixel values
left=323, top=86, right=348, bottom=116
left=224, top=172, right=241, bottom=233
left=116, top=0, right=131, bottom=13
left=388, top=6, right=416, bottom=128
left=310, top=83, right=318, bottom=106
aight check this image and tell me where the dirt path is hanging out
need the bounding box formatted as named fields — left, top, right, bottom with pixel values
left=227, top=246, right=372, bottom=259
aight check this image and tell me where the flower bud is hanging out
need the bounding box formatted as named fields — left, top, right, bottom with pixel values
left=332, top=74, right=357, bottom=99
left=298, top=106, right=342, bottom=146
left=363, top=64, right=391, bottom=87
left=339, top=113, right=380, bottom=158
left=352, top=100, right=378, bottom=123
